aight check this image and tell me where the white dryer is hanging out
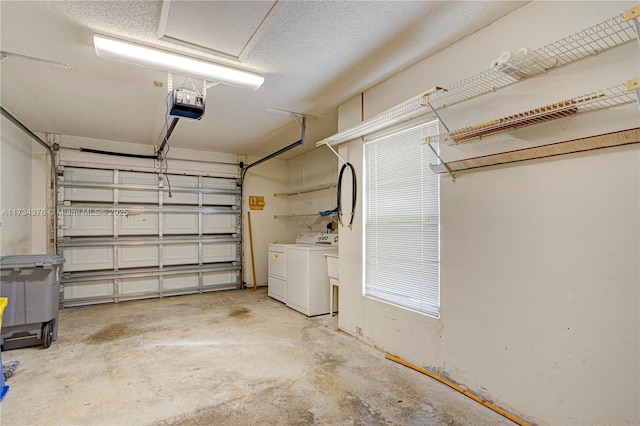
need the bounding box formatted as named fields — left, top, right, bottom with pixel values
left=267, top=243, right=287, bottom=303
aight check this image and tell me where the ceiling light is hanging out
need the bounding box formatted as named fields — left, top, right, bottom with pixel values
left=93, top=34, right=264, bottom=91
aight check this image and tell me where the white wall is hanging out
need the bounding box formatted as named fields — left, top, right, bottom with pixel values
left=1, top=115, right=35, bottom=255
left=287, top=147, right=338, bottom=234
left=242, top=156, right=291, bottom=287
left=336, top=2, right=639, bottom=425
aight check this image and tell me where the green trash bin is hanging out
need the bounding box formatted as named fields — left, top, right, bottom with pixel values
left=0, top=255, right=65, bottom=350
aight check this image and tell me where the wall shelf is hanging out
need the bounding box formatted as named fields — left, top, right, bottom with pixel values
left=429, top=128, right=640, bottom=175
left=274, top=213, right=337, bottom=220
left=319, top=8, right=638, bottom=149
left=428, top=82, right=637, bottom=146
left=274, top=182, right=338, bottom=229
left=273, top=212, right=337, bottom=230
left=423, top=6, right=640, bottom=177
left=274, top=182, right=337, bottom=197
left=426, top=11, right=637, bottom=112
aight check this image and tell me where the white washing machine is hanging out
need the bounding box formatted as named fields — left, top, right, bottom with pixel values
left=267, top=232, right=322, bottom=303
left=268, top=233, right=338, bottom=316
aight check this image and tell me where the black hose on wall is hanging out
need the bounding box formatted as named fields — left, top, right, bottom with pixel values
left=337, top=162, right=356, bottom=229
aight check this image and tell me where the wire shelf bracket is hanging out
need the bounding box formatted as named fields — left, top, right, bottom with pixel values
left=624, top=6, right=640, bottom=108
left=425, top=136, right=456, bottom=182
left=627, top=78, right=640, bottom=109
left=624, top=5, right=640, bottom=48
left=324, top=142, right=348, bottom=165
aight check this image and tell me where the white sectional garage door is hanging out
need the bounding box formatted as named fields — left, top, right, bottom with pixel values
left=57, top=167, right=241, bottom=307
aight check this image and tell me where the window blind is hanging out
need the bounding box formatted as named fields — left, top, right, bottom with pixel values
left=363, top=119, right=440, bottom=318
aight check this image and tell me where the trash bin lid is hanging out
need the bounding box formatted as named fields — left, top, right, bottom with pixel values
left=0, top=254, right=65, bottom=270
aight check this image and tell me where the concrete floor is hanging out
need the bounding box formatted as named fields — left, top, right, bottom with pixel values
left=0, top=289, right=514, bottom=425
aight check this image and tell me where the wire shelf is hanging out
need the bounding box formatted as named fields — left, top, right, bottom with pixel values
left=273, top=213, right=335, bottom=219
left=318, top=9, right=638, bottom=149
left=425, top=13, right=637, bottom=111
left=428, top=83, right=636, bottom=146
left=429, top=128, right=640, bottom=175
left=274, top=182, right=337, bottom=197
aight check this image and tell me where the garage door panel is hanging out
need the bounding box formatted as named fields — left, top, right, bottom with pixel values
left=119, top=246, right=159, bottom=269
left=164, top=175, right=199, bottom=205
left=63, top=168, right=113, bottom=202
left=163, top=244, right=198, bottom=266
left=63, top=214, right=113, bottom=236
left=119, top=171, right=158, bottom=204
left=203, top=177, right=238, bottom=206
left=62, top=246, right=114, bottom=272
left=203, top=243, right=238, bottom=263
left=164, top=274, right=198, bottom=291
left=203, top=194, right=237, bottom=206
left=118, top=213, right=158, bottom=235
left=204, top=177, right=236, bottom=190
left=162, top=214, right=198, bottom=235
left=203, top=214, right=237, bottom=234
left=63, top=280, right=114, bottom=302
left=120, top=277, right=159, bottom=295
left=203, top=270, right=237, bottom=286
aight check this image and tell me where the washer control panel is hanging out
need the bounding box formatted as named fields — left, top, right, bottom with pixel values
left=316, top=234, right=339, bottom=246
left=295, top=232, right=322, bottom=244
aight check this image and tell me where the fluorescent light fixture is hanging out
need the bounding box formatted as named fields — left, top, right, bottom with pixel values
left=93, top=34, right=264, bottom=91
left=316, top=88, right=442, bottom=147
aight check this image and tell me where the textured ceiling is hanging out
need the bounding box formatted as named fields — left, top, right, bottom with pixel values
left=158, top=0, right=277, bottom=59
left=0, top=1, right=528, bottom=159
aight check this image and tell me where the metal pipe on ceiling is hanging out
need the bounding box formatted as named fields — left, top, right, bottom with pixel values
left=241, top=114, right=308, bottom=179
left=241, top=138, right=303, bottom=177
